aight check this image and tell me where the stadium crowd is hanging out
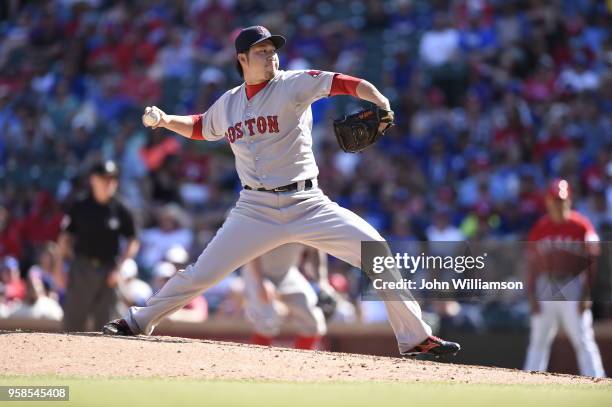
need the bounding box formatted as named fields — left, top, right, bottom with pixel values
left=0, top=0, right=611, bottom=330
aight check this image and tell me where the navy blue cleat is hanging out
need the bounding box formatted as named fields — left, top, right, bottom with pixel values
left=102, top=319, right=135, bottom=336
left=401, top=336, right=461, bottom=358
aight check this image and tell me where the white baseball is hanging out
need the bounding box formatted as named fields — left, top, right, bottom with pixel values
left=143, top=110, right=161, bottom=127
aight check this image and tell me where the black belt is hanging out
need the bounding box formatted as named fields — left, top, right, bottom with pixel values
left=244, top=179, right=314, bottom=193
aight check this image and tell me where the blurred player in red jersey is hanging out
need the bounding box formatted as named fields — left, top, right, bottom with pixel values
left=523, top=179, right=605, bottom=377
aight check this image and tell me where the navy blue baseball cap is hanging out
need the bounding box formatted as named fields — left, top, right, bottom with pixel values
left=235, top=26, right=286, bottom=54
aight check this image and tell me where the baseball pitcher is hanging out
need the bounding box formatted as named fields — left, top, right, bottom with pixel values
left=103, top=26, right=460, bottom=357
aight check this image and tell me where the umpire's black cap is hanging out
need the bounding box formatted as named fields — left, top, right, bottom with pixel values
left=90, top=160, right=119, bottom=177
left=235, top=26, right=286, bottom=54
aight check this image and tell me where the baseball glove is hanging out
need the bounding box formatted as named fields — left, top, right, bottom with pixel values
left=333, top=107, right=394, bottom=153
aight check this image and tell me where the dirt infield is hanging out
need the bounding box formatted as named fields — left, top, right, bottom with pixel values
left=1, top=331, right=609, bottom=385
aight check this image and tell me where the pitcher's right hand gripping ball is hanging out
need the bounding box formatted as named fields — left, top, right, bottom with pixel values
left=333, top=106, right=394, bottom=153
left=142, top=106, right=165, bottom=128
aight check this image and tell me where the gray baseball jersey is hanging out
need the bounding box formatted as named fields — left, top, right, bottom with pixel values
left=199, top=69, right=335, bottom=189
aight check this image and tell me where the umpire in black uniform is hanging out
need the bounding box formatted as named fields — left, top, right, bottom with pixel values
left=57, top=160, right=140, bottom=332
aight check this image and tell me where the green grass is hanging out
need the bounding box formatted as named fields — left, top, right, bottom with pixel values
left=0, top=375, right=610, bottom=407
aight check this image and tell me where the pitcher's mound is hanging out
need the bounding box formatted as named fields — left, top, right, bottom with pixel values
left=1, top=331, right=608, bottom=385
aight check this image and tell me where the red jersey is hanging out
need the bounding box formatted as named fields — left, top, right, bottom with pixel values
left=528, top=210, right=598, bottom=243
left=527, top=210, right=599, bottom=288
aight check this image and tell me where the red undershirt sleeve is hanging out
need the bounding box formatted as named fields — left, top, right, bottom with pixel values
left=329, top=73, right=362, bottom=97
left=190, top=114, right=205, bottom=140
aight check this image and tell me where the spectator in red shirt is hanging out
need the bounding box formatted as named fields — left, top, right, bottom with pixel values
left=523, top=58, right=557, bottom=103
left=0, top=206, right=24, bottom=259
left=120, top=60, right=161, bottom=105
left=534, top=121, right=571, bottom=161
left=493, top=99, right=535, bottom=161
left=21, top=191, right=63, bottom=249
left=1, top=256, right=25, bottom=303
